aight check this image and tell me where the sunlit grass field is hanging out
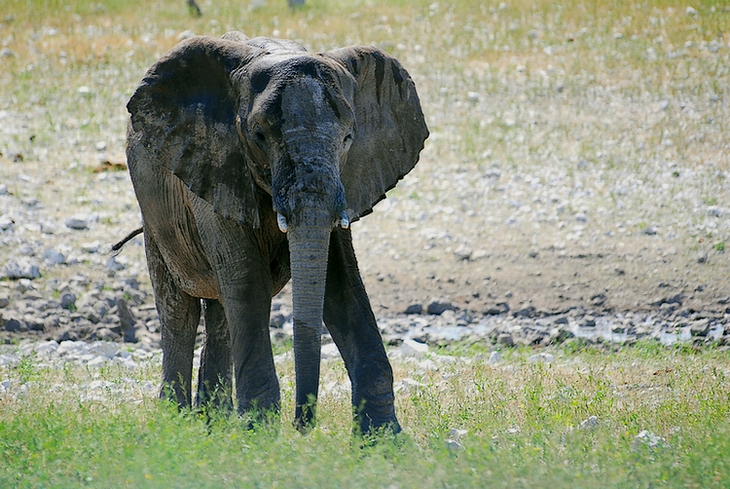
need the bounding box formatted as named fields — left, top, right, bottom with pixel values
left=2, top=0, right=730, bottom=486
left=2, top=343, right=730, bottom=487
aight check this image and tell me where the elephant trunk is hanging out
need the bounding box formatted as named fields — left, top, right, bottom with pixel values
left=287, top=208, right=332, bottom=431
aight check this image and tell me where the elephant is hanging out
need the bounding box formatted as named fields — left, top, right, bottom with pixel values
left=125, top=31, right=428, bottom=434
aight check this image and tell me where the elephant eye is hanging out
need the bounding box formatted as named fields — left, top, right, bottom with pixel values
left=343, top=133, right=353, bottom=146
left=251, top=130, right=267, bottom=148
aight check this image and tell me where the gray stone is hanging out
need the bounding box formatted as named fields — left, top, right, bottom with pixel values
left=579, top=415, right=599, bottom=430
left=269, top=312, right=289, bottom=328
left=2, top=258, right=40, bottom=279
left=445, top=439, right=465, bottom=451
left=44, top=316, right=59, bottom=330
left=4, top=317, right=25, bottom=332
left=485, top=302, right=510, bottom=315
left=40, top=221, right=56, bottom=234
left=60, top=292, right=76, bottom=310
left=427, top=298, right=456, bottom=315
left=42, top=248, right=65, bottom=265
left=65, top=215, right=90, bottom=230
left=689, top=319, right=710, bottom=337
left=405, top=304, right=423, bottom=315
left=497, top=333, right=514, bottom=347
left=488, top=351, right=502, bottom=364
left=514, top=306, right=537, bottom=318
left=25, top=315, right=45, bottom=331
left=0, top=296, right=8, bottom=308
left=81, top=241, right=101, bottom=253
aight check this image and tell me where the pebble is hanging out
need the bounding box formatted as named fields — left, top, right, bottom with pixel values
left=65, top=215, right=90, bottom=230
left=579, top=415, right=599, bottom=430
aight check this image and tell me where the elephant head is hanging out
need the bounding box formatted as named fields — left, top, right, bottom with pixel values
left=126, top=32, right=428, bottom=428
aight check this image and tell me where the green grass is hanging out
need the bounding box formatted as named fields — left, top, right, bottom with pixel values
left=2, top=345, right=730, bottom=487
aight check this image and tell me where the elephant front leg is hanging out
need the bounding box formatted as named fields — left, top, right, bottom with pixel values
left=195, top=299, right=233, bottom=411
left=145, top=233, right=201, bottom=408
left=323, top=228, right=400, bottom=435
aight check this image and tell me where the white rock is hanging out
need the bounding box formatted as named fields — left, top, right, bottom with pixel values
left=399, top=338, right=429, bottom=357
left=488, top=351, right=502, bottom=364
left=685, top=6, right=697, bottom=16
left=34, top=341, right=59, bottom=355
left=87, top=380, right=115, bottom=390
left=42, top=248, right=65, bottom=265
left=446, top=439, right=465, bottom=451
left=90, top=342, right=120, bottom=359
left=40, top=221, right=56, bottom=234
left=527, top=352, right=554, bottom=364
left=579, top=415, right=599, bottom=430
left=394, top=377, right=427, bottom=394
left=57, top=340, right=87, bottom=356
left=65, top=215, right=89, bottom=230
left=2, top=258, right=40, bottom=279
left=106, top=256, right=127, bottom=271
left=86, top=356, right=107, bottom=368
left=321, top=342, right=341, bottom=360
left=0, top=355, right=19, bottom=367
left=81, top=241, right=101, bottom=253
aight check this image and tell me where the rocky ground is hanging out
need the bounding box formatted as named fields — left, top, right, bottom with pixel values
left=1, top=7, right=729, bottom=356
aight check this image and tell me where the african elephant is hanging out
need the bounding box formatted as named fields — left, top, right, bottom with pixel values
left=125, top=31, right=428, bottom=434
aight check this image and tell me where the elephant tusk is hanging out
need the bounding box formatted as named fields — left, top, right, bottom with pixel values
left=277, top=213, right=288, bottom=233
left=340, top=211, right=350, bottom=229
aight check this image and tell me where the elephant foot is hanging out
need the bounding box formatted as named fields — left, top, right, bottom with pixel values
left=194, top=382, right=234, bottom=414
left=293, top=401, right=317, bottom=434
left=241, top=404, right=281, bottom=431
left=354, top=411, right=401, bottom=437
left=352, top=398, right=401, bottom=437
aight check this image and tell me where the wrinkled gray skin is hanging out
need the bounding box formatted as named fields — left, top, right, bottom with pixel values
left=126, top=31, right=428, bottom=434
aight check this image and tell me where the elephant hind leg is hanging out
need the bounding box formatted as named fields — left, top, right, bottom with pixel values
left=145, top=232, right=201, bottom=408
left=195, top=299, right=233, bottom=411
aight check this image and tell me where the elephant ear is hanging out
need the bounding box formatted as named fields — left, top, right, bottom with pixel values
left=127, top=36, right=261, bottom=226
left=324, top=47, right=429, bottom=220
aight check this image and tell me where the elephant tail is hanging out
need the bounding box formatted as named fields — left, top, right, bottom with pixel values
left=111, top=227, right=144, bottom=253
